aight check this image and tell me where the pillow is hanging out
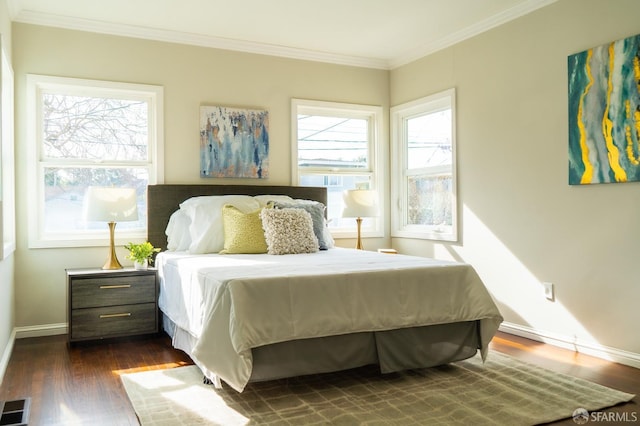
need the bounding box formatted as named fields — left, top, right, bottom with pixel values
left=323, top=223, right=335, bottom=248
left=219, top=205, right=268, bottom=254
left=271, top=200, right=330, bottom=250
left=179, top=195, right=260, bottom=254
left=260, top=208, right=319, bottom=255
left=253, top=194, right=294, bottom=207
left=165, top=209, right=192, bottom=251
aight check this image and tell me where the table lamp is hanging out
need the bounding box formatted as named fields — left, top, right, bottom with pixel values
left=84, top=186, right=138, bottom=269
left=342, top=189, right=378, bottom=250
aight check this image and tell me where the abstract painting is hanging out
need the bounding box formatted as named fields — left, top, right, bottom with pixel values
left=200, top=106, right=269, bottom=178
left=568, top=33, right=640, bottom=185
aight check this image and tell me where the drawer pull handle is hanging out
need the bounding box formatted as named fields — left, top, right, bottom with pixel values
left=99, top=284, right=131, bottom=289
left=99, top=313, right=131, bottom=319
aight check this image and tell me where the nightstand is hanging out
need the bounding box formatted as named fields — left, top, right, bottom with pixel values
left=67, top=268, right=158, bottom=343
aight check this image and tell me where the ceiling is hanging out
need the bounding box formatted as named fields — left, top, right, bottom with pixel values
left=8, top=0, right=557, bottom=69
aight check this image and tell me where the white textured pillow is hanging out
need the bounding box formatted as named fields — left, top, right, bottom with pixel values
left=165, top=209, right=192, bottom=251
left=180, top=195, right=260, bottom=254
left=272, top=200, right=329, bottom=250
left=260, top=208, right=319, bottom=255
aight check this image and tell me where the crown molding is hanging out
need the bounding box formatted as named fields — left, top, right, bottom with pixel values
left=12, top=9, right=390, bottom=70
left=389, top=0, right=558, bottom=69
left=12, top=0, right=557, bottom=71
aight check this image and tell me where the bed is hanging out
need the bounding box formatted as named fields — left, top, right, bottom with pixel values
left=148, top=184, right=503, bottom=392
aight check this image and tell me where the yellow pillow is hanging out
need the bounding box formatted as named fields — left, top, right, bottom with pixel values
left=219, top=205, right=268, bottom=254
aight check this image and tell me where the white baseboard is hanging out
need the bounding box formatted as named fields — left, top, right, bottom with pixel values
left=499, top=322, right=640, bottom=370
left=0, top=328, right=16, bottom=386
left=15, top=322, right=68, bottom=339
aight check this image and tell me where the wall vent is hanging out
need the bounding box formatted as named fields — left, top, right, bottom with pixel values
left=0, top=398, right=30, bottom=426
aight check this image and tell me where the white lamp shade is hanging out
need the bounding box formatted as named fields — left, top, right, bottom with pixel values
left=342, top=189, right=378, bottom=218
left=84, top=187, right=139, bottom=222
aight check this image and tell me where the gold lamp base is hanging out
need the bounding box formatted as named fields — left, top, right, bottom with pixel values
left=102, top=221, right=123, bottom=270
left=355, top=217, right=364, bottom=250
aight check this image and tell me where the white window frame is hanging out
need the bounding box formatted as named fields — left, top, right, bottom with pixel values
left=292, top=99, right=383, bottom=239
left=0, top=36, right=15, bottom=258
left=391, top=88, right=457, bottom=241
left=26, top=74, right=164, bottom=248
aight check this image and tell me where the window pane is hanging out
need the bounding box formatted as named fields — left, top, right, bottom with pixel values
left=43, top=167, right=148, bottom=233
left=299, top=173, right=372, bottom=228
left=391, top=88, right=456, bottom=241
left=407, top=109, right=451, bottom=170
left=407, top=174, right=452, bottom=226
left=28, top=75, right=162, bottom=248
left=42, top=94, right=148, bottom=161
left=297, top=115, right=368, bottom=169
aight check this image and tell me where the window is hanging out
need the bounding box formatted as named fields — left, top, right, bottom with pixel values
left=0, top=37, right=15, bottom=258
left=391, top=88, right=457, bottom=241
left=292, top=99, right=383, bottom=237
left=27, top=75, right=164, bottom=248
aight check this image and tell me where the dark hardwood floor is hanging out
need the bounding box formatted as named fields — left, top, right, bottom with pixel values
left=0, top=331, right=638, bottom=425
left=0, top=334, right=193, bottom=425
left=490, top=333, right=639, bottom=425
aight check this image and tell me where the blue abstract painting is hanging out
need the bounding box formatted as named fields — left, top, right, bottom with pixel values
left=568, top=33, right=640, bottom=185
left=200, top=106, right=269, bottom=178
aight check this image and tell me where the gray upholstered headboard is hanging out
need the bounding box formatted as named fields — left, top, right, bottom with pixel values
left=147, top=184, right=328, bottom=252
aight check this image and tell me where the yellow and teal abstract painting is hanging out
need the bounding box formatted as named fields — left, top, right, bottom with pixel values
left=200, top=106, right=269, bottom=179
left=568, top=33, right=640, bottom=185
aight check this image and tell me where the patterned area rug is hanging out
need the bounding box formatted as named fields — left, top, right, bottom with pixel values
left=120, top=352, right=634, bottom=425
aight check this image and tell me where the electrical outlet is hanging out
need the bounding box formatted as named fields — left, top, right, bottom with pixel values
left=542, top=282, right=554, bottom=301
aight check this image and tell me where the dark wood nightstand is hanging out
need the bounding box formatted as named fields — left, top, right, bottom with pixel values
left=67, top=268, right=158, bottom=343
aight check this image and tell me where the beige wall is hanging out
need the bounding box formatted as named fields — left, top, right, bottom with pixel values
left=391, top=0, right=640, bottom=359
left=8, top=0, right=640, bottom=364
left=0, top=0, right=15, bottom=380
left=12, top=23, right=389, bottom=330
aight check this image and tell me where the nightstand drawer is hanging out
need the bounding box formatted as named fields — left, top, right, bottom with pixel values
left=71, top=274, right=156, bottom=309
left=70, top=303, right=157, bottom=340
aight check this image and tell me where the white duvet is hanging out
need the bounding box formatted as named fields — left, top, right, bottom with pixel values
left=157, top=248, right=503, bottom=392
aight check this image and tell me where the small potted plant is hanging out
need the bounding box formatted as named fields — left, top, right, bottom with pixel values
left=124, top=241, right=160, bottom=270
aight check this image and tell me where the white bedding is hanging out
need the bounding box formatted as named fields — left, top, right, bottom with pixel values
left=157, top=248, right=503, bottom=392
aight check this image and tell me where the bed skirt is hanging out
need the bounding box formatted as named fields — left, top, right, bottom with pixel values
left=162, top=314, right=480, bottom=384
